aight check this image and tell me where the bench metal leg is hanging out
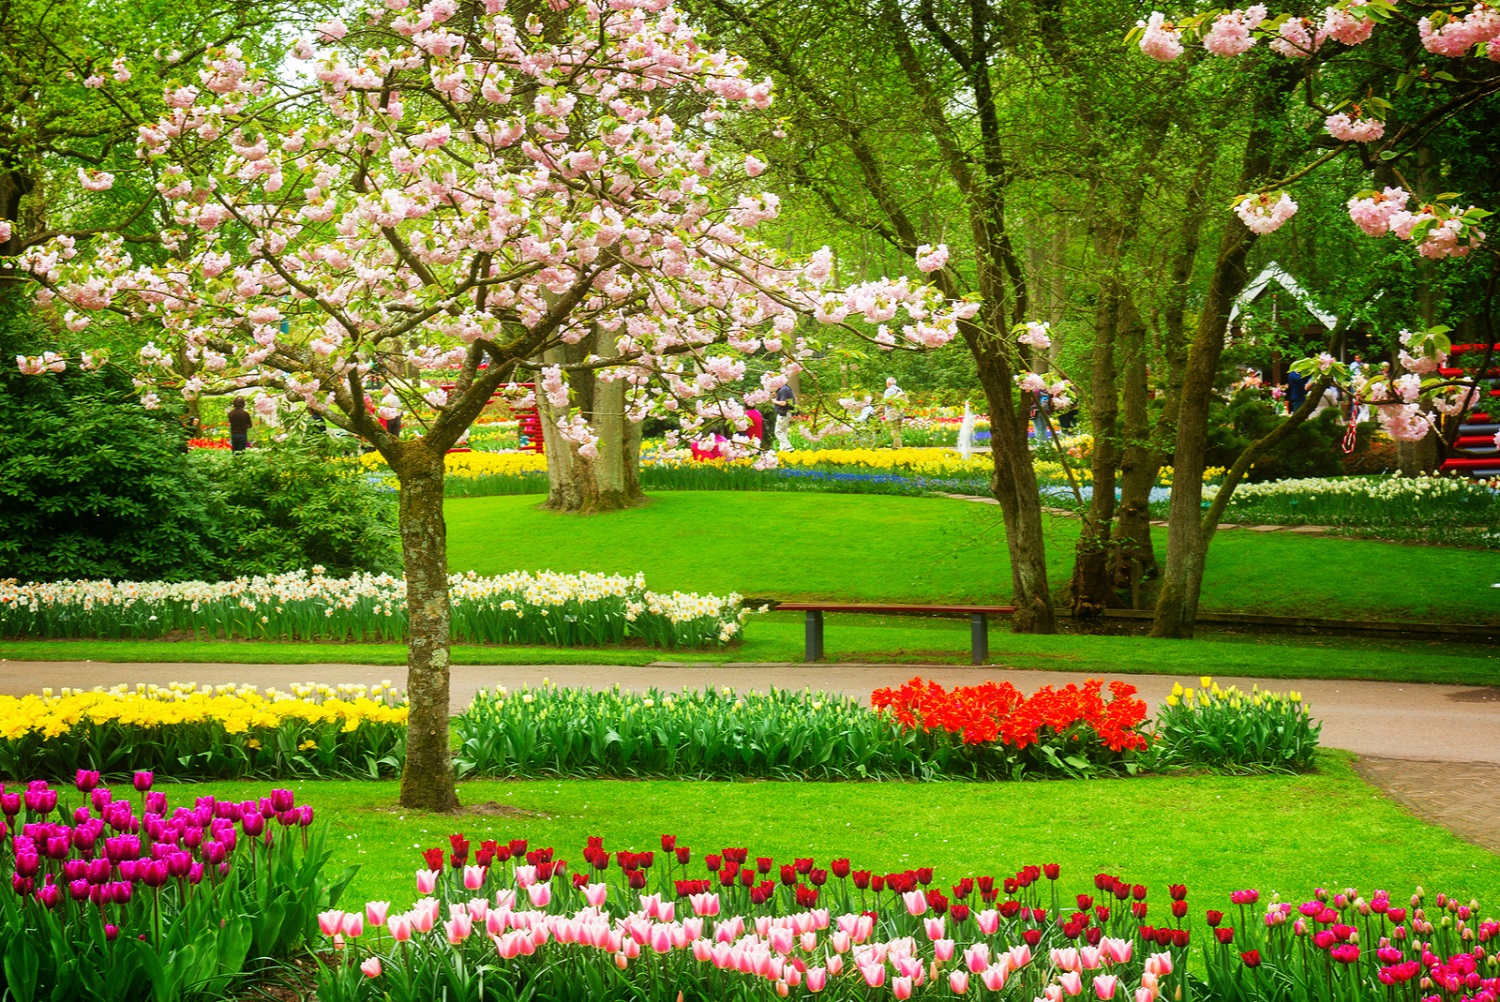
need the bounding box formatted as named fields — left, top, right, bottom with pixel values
left=970, top=613, right=988, bottom=665
left=805, top=610, right=824, bottom=662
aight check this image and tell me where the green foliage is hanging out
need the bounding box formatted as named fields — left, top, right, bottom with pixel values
left=191, top=442, right=400, bottom=578
left=1204, top=390, right=1349, bottom=482
left=0, top=322, right=224, bottom=582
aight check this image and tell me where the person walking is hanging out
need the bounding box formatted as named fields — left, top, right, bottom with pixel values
left=772, top=382, right=796, bottom=451
left=1286, top=368, right=1310, bottom=414
left=227, top=397, right=252, bottom=453
left=882, top=376, right=907, bottom=449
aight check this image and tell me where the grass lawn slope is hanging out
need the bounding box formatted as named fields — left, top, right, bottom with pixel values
left=448, top=492, right=1499, bottom=625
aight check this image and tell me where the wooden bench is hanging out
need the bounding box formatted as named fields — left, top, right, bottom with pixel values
left=774, top=603, right=1016, bottom=665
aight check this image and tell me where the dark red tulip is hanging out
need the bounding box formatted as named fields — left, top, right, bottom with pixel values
left=660, top=835, right=676, bottom=851
left=1206, top=910, right=1224, bottom=927
left=1043, top=864, right=1060, bottom=880
left=1241, top=950, right=1262, bottom=967
left=1168, top=884, right=1188, bottom=901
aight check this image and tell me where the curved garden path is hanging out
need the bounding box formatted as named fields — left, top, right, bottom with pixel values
left=2, top=660, right=1497, bottom=853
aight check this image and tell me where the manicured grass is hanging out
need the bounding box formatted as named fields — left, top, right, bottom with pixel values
left=447, top=492, right=1500, bottom=625
left=180, top=753, right=1500, bottom=914
left=4, top=616, right=1497, bottom=684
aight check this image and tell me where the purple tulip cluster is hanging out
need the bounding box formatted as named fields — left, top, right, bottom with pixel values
left=2, top=771, right=314, bottom=927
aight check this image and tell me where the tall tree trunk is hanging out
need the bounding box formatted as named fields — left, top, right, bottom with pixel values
left=968, top=320, right=1056, bottom=634
left=538, top=341, right=647, bottom=514
left=1071, top=282, right=1120, bottom=616
left=392, top=441, right=459, bottom=811
left=1111, top=310, right=1158, bottom=587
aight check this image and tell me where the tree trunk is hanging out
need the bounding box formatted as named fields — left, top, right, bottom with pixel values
left=968, top=322, right=1056, bottom=634
left=1395, top=430, right=1442, bottom=475
left=1150, top=228, right=1261, bottom=638
left=1071, top=282, right=1120, bottom=616
left=1111, top=309, right=1159, bottom=587
left=392, top=442, right=459, bottom=812
left=538, top=342, right=647, bottom=514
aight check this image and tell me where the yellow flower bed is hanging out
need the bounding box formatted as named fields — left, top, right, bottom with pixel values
left=778, top=447, right=993, bottom=477
left=360, top=450, right=548, bottom=480
left=0, top=683, right=409, bottom=780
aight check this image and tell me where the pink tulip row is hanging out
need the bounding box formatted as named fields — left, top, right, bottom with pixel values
left=319, top=890, right=1177, bottom=1001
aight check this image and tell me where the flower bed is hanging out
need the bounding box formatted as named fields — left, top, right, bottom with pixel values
left=317, top=830, right=1497, bottom=1002
left=0, top=683, right=407, bottom=780
left=454, top=677, right=1317, bottom=781
left=871, top=678, right=1150, bottom=779
left=1150, top=679, right=1320, bottom=774
left=1206, top=474, right=1499, bottom=529
left=0, top=568, right=753, bottom=648
left=0, top=778, right=346, bottom=1002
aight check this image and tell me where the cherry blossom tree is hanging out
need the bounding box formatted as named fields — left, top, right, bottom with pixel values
left=1126, top=0, right=1498, bottom=637
left=9, top=0, right=974, bottom=808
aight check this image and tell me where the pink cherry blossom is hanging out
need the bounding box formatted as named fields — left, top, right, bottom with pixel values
left=77, top=169, right=115, bottom=192
left=1322, top=2, right=1376, bottom=45
left=1137, top=13, right=1184, bottom=60
left=1270, top=17, right=1322, bottom=58
left=1324, top=113, right=1384, bottom=143
left=1018, top=321, right=1053, bottom=349
left=914, top=243, right=949, bottom=273
left=1233, top=191, right=1298, bottom=234
left=1346, top=187, right=1410, bottom=236
left=1203, top=6, right=1267, bottom=56
left=1418, top=6, right=1500, bottom=57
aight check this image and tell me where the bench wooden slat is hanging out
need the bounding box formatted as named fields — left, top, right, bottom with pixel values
left=775, top=603, right=1015, bottom=615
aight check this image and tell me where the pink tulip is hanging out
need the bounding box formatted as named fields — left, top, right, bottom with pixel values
left=495, top=888, right=516, bottom=910
left=650, top=926, right=672, bottom=954
left=365, top=901, right=390, bottom=927
left=463, top=865, right=486, bottom=890
left=806, top=967, right=827, bottom=993
left=1059, top=971, right=1084, bottom=996
left=614, top=952, right=629, bottom=970
left=827, top=954, right=844, bottom=976
left=861, top=963, right=886, bottom=988
left=1080, top=946, right=1103, bottom=970
left=585, top=883, right=609, bottom=908
left=416, top=869, right=438, bottom=895
left=317, top=910, right=344, bottom=937
left=388, top=915, right=412, bottom=942
left=341, top=913, right=364, bottom=938
left=689, top=892, right=719, bottom=917
left=776, top=977, right=791, bottom=996
left=496, top=931, right=524, bottom=959
left=832, top=931, right=851, bottom=954
left=950, top=970, right=970, bottom=994
left=977, top=909, right=1001, bottom=935
left=1101, top=937, right=1133, bottom=965
left=360, top=957, right=382, bottom=978
left=892, top=975, right=913, bottom=1000
left=934, top=939, right=955, bottom=962
left=1052, top=947, right=1081, bottom=972
left=786, top=968, right=802, bottom=989
left=1134, top=989, right=1155, bottom=1002
left=981, top=964, right=1008, bottom=991
left=445, top=913, right=472, bottom=945
left=902, top=890, right=927, bottom=917
left=924, top=916, right=945, bottom=941
left=769, top=926, right=794, bottom=954
left=487, top=910, right=506, bottom=936
left=1094, top=974, right=1120, bottom=1000
left=801, top=931, right=819, bottom=952
left=1144, top=951, right=1173, bottom=976
left=1009, top=944, right=1032, bottom=969
left=527, top=882, right=552, bottom=907
left=412, top=904, right=436, bottom=934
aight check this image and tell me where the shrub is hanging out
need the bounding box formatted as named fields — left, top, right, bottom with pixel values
left=192, top=440, right=400, bottom=577
left=1205, top=390, right=1349, bottom=482
left=0, top=682, right=407, bottom=780
left=0, top=330, right=224, bottom=582
left=1146, top=677, right=1320, bottom=774
left=0, top=780, right=349, bottom=1002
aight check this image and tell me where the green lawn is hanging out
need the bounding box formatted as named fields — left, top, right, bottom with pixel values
left=5, top=621, right=1498, bottom=686
left=184, top=753, right=1500, bottom=914
left=447, top=492, right=1500, bottom=625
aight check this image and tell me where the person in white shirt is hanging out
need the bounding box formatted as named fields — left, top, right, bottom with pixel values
left=882, top=377, right=907, bottom=448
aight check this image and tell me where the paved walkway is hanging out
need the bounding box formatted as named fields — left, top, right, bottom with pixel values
left=4, top=660, right=1498, bottom=853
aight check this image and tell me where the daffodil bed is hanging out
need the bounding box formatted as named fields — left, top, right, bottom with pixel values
left=0, top=569, right=754, bottom=648
left=0, top=683, right=407, bottom=780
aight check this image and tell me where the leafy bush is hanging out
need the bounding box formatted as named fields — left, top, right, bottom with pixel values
left=0, top=329, right=225, bottom=582
left=0, top=682, right=407, bottom=780
left=1205, top=390, right=1349, bottom=482
left=1146, top=677, right=1320, bottom=774
left=192, top=440, right=399, bottom=577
